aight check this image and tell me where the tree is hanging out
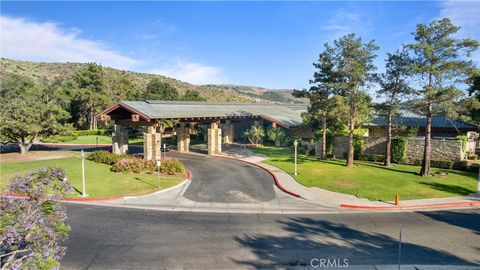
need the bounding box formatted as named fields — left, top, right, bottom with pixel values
left=1, top=168, right=71, bottom=269
left=0, top=81, right=70, bottom=154
left=145, top=79, right=179, bottom=100
left=183, top=89, right=206, bottom=101
left=468, top=68, right=480, bottom=100
left=111, top=73, right=141, bottom=100
left=71, top=63, right=109, bottom=130
left=294, top=46, right=337, bottom=160
left=242, top=126, right=265, bottom=146
left=406, top=18, right=479, bottom=176
left=266, top=125, right=286, bottom=146
left=330, top=33, right=379, bottom=166
left=376, top=49, right=415, bottom=166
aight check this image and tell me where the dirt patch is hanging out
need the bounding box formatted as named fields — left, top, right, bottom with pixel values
left=0, top=151, right=74, bottom=163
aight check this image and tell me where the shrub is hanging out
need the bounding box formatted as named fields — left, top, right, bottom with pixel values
left=353, top=135, right=363, bottom=160
left=111, top=158, right=156, bottom=173
left=409, top=159, right=454, bottom=169
left=358, top=153, right=385, bottom=163
left=87, top=151, right=129, bottom=165
left=467, top=153, right=478, bottom=160
left=160, top=158, right=186, bottom=175
left=1, top=168, right=71, bottom=269
left=455, top=161, right=480, bottom=172
left=41, top=134, right=78, bottom=143
left=73, top=129, right=109, bottom=136
left=391, top=137, right=408, bottom=163
left=456, top=135, right=468, bottom=152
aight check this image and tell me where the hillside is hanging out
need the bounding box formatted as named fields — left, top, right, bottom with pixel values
left=0, top=58, right=304, bottom=103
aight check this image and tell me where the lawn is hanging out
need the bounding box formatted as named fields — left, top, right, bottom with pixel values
left=0, top=152, right=185, bottom=198
left=252, top=146, right=478, bottom=201
left=62, top=135, right=143, bottom=145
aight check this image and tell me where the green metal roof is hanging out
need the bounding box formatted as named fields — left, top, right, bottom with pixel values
left=119, top=100, right=307, bottom=128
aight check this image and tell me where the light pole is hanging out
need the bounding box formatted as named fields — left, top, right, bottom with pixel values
left=80, top=150, right=88, bottom=197
left=293, top=140, right=298, bottom=176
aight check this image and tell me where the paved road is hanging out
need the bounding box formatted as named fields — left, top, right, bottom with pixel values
left=61, top=204, right=480, bottom=269
left=169, top=151, right=276, bottom=203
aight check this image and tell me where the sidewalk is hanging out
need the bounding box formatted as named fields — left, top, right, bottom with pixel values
left=220, top=145, right=480, bottom=211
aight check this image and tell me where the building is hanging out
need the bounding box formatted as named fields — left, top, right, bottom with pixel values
left=99, top=100, right=308, bottom=158
left=366, top=110, right=479, bottom=138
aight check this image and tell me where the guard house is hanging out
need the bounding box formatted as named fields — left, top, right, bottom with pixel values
left=98, top=100, right=307, bottom=159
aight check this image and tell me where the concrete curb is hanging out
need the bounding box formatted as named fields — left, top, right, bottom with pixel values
left=341, top=201, right=480, bottom=210
left=216, top=155, right=302, bottom=198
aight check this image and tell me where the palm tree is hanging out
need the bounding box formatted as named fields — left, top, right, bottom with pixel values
left=242, top=126, right=265, bottom=146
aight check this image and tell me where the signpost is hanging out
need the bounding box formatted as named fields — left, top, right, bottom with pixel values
left=156, top=160, right=161, bottom=188
left=80, top=150, right=88, bottom=197
left=293, top=140, right=298, bottom=176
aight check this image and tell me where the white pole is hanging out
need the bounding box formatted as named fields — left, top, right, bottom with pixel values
left=156, top=160, right=161, bottom=188
left=81, top=150, right=88, bottom=197
left=294, top=140, right=298, bottom=176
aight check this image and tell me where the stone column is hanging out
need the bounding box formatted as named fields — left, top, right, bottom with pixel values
left=143, top=126, right=161, bottom=160
left=177, top=123, right=191, bottom=152
left=112, top=125, right=129, bottom=155
left=222, top=120, right=234, bottom=144
left=208, top=122, right=222, bottom=155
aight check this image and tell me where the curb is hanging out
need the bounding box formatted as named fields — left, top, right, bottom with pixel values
left=340, top=201, right=480, bottom=210
left=217, top=155, right=302, bottom=198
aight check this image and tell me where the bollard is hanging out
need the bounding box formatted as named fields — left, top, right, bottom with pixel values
left=395, top=194, right=400, bottom=205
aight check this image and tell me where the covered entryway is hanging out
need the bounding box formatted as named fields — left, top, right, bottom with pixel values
left=98, top=100, right=305, bottom=159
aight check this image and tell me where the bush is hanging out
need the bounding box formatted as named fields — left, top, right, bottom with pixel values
left=455, top=160, right=480, bottom=172
left=409, top=158, right=454, bottom=169
left=73, top=129, right=109, bottom=136
left=467, top=153, right=478, bottom=160
left=456, top=135, right=467, bottom=152
left=353, top=135, right=363, bottom=160
left=359, top=153, right=385, bottom=163
left=111, top=158, right=156, bottom=173
left=160, top=158, right=186, bottom=175
left=87, top=151, right=129, bottom=165
left=111, top=158, right=186, bottom=175
left=41, top=134, right=78, bottom=143
left=391, top=137, right=408, bottom=163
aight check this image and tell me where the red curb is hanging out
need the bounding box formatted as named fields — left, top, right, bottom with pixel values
left=216, top=155, right=302, bottom=198
left=340, top=201, right=480, bottom=210
left=35, top=143, right=111, bottom=147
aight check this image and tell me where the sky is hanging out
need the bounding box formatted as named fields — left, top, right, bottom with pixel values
left=0, top=1, right=479, bottom=90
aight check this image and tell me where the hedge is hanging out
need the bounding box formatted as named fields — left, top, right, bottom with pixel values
left=73, top=129, right=109, bottom=136
left=111, top=158, right=185, bottom=175
left=410, top=159, right=454, bottom=169
left=358, top=153, right=385, bottom=163
left=456, top=135, right=467, bottom=152
left=87, top=151, right=130, bottom=165
left=391, top=137, right=407, bottom=163
left=353, top=135, right=363, bottom=160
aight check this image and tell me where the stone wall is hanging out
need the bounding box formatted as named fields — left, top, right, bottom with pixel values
left=322, top=136, right=463, bottom=161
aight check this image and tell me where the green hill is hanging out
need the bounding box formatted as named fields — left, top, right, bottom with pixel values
left=0, top=58, right=304, bottom=103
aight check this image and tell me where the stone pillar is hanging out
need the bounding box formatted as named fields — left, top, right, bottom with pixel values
left=222, top=120, right=234, bottom=144
left=112, top=125, right=129, bottom=155
left=143, top=126, right=161, bottom=160
left=208, top=122, right=222, bottom=155
left=177, top=123, right=191, bottom=152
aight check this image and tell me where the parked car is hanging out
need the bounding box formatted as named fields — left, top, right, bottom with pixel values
left=161, top=144, right=171, bottom=152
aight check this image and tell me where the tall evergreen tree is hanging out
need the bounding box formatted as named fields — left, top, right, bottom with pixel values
left=406, top=18, right=479, bottom=176
left=331, top=33, right=378, bottom=166
left=376, top=49, right=415, bottom=166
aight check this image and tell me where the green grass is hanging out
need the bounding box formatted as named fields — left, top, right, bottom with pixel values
left=64, top=135, right=143, bottom=145
left=252, top=146, right=478, bottom=201
left=1, top=153, right=184, bottom=198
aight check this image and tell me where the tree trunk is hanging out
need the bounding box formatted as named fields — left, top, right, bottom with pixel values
left=346, top=103, right=355, bottom=167
left=420, top=101, right=432, bottom=176
left=18, top=138, right=33, bottom=154
left=321, top=115, right=327, bottom=160
left=89, top=109, right=95, bottom=130
left=384, top=108, right=392, bottom=166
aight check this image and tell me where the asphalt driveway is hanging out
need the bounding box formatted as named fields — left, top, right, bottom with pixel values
left=169, top=151, right=276, bottom=203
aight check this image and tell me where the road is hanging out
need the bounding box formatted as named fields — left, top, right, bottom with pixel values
left=170, top=151, right=276, bottom=203
left=61, top=204, right=480, bottom=269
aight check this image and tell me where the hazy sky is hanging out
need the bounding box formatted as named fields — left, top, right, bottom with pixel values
left=1, top=1, right=479, bottom=89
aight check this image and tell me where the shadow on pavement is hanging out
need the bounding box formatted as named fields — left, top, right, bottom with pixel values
left=233, top=217, right=477, bottom=268
left=421, top=210, right=480, bottom=235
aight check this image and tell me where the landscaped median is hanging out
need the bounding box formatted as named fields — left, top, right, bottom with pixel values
left=1, top=150, right=186, bottom=199
left=252, top=146, right=478, bottom=202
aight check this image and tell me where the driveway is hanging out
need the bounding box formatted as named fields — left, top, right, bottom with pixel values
left=169, top=151, right=276, bottom=203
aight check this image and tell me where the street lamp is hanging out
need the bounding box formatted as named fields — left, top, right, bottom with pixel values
left=80, top=150, right=88, bottom=197
left=293, top=140, right=298, bottom=176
